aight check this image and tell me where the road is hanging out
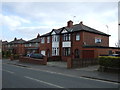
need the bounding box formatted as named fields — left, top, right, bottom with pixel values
left=2, top=60, right=119, bottom=88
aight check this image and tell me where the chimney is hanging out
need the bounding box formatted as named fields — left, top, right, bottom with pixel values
left=67, top=20, right=73, bottom=28
left=80, top=21, right=83, bottom=25
left=37, top=33, right=40, bottom=38
left=14, top=37, right=17, bottom=41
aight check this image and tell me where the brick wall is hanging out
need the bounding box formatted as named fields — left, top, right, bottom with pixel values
left=83, top=31, right=109, bottom=47
left=39, top=36, right=52, bottom=57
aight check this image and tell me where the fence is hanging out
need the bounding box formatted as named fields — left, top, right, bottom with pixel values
left=72, top=58, right=98, bottom=68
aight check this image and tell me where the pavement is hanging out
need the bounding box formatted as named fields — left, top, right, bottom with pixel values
left=2, top=59, right=120, bottom=84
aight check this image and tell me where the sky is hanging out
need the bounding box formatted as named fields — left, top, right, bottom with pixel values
left=0, top=1, right=119, bottom=47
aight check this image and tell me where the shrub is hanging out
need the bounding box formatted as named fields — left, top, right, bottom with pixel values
left=99, top=56, right=120, bottom=68
left=13, top=54, right=19, bottom=59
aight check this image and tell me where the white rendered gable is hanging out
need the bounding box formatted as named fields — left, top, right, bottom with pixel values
left=51, top=31, right=56, bottom=35
left=61, top=29, right=68, bottom=33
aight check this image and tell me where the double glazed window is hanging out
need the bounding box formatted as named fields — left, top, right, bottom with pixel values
left=52, top=48, right=59, bottom=56
left=41, top=37, right=45, bottom=43
left=63, top=48, right=71, bottom=56
left=95, top=38, right=102, bottom=43
left=63, top=34, right=71, bottom=41
left=76, top=33, right=80, bottom=41
left=47, top=36, right=50, bottom=43
left=52, top=35, right=59, bottom=42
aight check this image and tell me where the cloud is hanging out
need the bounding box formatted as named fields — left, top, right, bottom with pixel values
left=0, top=14, right=31, bottom=30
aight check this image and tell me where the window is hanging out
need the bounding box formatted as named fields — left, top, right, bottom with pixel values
left=29, top=43, right=32, bottom=46
left=52, top=35, right=59, bottom=42
left=95, top=38, right=102, bottom=43
left=47, top=36, right=50, bottom=43
left=63, top=34, right=71, bottom=41
left=41, top=37, right=45, bottom=43
left=76, top=33, right=80, bottom=41
left=52, top=47, right=59, bottom=56
left=41, top=50, right=45, bottom=56
left=35, top=43, right=38, bottom=47
left=63, top=48, right=71, bottom=56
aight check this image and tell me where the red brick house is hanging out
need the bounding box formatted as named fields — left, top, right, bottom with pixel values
left=24, top=34, right=40, bottom=54
left=2, top=41, right=8, bottom=52
left=39, top=20, right=120, bottom=61
left=5, top=38, right=26, bottom=55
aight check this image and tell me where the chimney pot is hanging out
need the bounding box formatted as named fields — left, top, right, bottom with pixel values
left=80, top=21, right=83, bottom=24
left=67, top=20, right=73, bottom=27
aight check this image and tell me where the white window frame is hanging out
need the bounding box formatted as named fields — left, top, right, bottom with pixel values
left=47, top=36, right=50, bottom=43
left=41, top=37, right=45, bottom=44
left=76, top=33, right=80, bottom=41
left=95, top=38, right=102, bottom=43
left=52, top=35, right=59, bottom=42
left=52, top=47, right=59, bottom=56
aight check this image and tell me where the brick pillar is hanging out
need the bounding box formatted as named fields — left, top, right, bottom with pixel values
left=43, top=56, right=47, bottom=65
left=67, top=57, right=72, bottom=69
left=10, top=54, right=14, bottom=61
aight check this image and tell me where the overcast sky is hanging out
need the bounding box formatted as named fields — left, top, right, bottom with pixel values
left=1, top=1, right=119, bottom=47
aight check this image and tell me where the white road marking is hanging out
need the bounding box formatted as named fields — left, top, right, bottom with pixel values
left=3, top=63, right=119, bottom=85
left=24, top=76, right=64, bottom=88
left=28, top=68, right=119, bottom=85
left=3, top=70, right=14, bottom=74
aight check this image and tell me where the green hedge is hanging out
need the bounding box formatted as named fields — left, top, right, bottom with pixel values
left=99, top=56, right=120, bottom=68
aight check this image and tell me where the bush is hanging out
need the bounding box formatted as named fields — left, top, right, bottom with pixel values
left=13, top=54, right=19, bottom=59
left=99, top=56, right=120, bottom=68
left=2, top=51, right=12, bottom=58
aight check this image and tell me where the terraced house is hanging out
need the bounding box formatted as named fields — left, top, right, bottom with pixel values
left=39, top=20, right=120, bottom=61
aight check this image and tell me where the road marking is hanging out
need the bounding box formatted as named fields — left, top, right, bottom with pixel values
left=24, top=76, right=64, bottom=88
left=3, top=63, right=119, bottom=85
left=28, top=68, right=119, bottom=85
left=3, top=70, right=14, bottom=74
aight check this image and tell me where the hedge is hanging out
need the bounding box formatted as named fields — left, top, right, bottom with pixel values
left=99, top=56, right=120, bottom=68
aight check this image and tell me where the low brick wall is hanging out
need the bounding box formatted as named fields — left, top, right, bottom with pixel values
left=19, top=56, right=47, bottom=65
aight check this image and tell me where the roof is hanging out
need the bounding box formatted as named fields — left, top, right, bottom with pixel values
left=9, top=39, right=26, bottom=44
left=40, top=32, right=51, bottom=37
left=40, top=21, right=110, bottom=37
left=2, top=41, right=8, bottom=45
left=26, top=37, right=40, bottom=43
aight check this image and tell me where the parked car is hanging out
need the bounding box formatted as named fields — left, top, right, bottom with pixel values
left=30, top=53, right=44, bottom=59
left=109, top=54, right=120, bottom=57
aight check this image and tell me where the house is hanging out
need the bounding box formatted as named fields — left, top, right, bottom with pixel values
left=24, top=34, right=40, bottom=54
left=5, top=38, right=26, bottom=55
left=39, top=20, right=120, bottom=61
left=2, top=41, right=8, bottom=52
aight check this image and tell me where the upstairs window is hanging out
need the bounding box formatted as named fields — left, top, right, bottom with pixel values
left=47, top=36, right=50, bottom=43
left=41, top=37, right=45, bottom=44
left=52, top=35, right=59, bottom=42
left=63, top=34, right=71, bottom=41
left=76, top=33, right=80, bottom=41
left=95, top=38, right=102, bottom=43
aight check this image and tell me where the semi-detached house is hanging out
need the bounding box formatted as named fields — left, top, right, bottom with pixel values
left=39, top=20, right=120, bottom=61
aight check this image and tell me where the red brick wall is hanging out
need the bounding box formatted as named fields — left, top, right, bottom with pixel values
left=17, top=44, right=25, bottom=55
left=83, top=31, right=109, bottom=47
left=39, top=36, right=52, bottom=57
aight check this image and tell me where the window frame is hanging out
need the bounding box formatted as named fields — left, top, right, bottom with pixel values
left=76, top=33, right=80, bottom=41
left=63, top=47, right=71, bottom=56
left=41, top=37, right=45, bottom=44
